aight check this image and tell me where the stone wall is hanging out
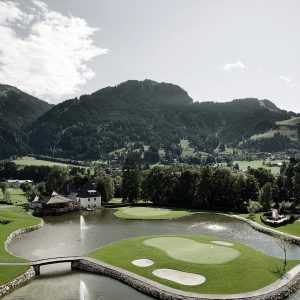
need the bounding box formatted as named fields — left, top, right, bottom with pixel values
left=74, top=258, right=300, bottom=300
left=4, top=219, right=44, bottom=255
left=0, top=217, right=44, bottom=297
left=0, top=267, right=35, bottom=297
left=227, top=215, right=300, bottom=245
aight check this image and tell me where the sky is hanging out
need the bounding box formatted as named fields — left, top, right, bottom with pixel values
left=0, top=0, right=300, bottom=112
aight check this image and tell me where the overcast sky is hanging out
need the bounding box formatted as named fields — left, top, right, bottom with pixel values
left=1, top=0, right=300, bottom=112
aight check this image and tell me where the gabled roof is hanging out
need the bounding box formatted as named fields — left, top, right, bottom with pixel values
left=32, top=191, right=74, bottom=205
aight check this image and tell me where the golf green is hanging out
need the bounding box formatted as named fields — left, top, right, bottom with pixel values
left=88, top=235, right=299, bottom=294
left=114, top=207, right=190, bottom=219
left=144, top=237, right=240, bottom=264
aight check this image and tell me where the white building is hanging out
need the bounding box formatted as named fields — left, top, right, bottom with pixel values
left=7, top=179, right=33, bottom=187
left=76, top=189, right=101, bottom=209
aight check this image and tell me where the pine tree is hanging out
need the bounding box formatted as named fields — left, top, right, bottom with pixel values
left=122, top=157, right=140, bottom=203
left=259, top=182, right=273, bottom=211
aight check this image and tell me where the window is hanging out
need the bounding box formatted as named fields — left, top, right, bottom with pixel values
left=88, top=198, right=90, bottom=201
left=94, top=198, right=96, bottom=201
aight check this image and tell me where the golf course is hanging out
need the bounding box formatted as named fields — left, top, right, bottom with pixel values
left=0, top=205, right=41, bottom=285
left=113, top=206, right=191, bottom=219
left=88, top=235, right=299, bottom=294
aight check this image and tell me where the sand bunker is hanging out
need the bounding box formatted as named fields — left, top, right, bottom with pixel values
left=152, top=269, right=206, bottom=286
left=212, top=241, right=234, bottom=246
left=132, top=259, right=154, bottom=267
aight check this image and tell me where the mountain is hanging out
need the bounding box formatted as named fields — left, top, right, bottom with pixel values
left=0, top=85, right=53, bottom=159
left=25, top=80, right=297, bottom=160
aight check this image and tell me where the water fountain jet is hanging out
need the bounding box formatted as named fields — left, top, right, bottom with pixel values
left=80, top=215, right=87, bottom=229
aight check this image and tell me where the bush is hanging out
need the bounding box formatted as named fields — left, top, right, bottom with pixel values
left=0, top=219, right=10, bottom=225
left=247, top=201, right=263, bottom=219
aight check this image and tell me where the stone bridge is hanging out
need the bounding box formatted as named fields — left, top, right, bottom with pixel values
left=0, top=256, right=83, bottom=275
left=30, top=256, right=83, bottom=275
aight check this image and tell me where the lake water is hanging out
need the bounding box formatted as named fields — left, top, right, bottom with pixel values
left=3, top=209, right=300, bottom=300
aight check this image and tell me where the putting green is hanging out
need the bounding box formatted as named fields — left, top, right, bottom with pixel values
left=114, top=207, right=190, bottom=219
left=88, top=235, right=299, bottom=294
left=144, top=237, right=240, bottom=264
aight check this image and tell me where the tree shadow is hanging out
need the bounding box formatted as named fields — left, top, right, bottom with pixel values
left=269, top=265, right=289, bottom=279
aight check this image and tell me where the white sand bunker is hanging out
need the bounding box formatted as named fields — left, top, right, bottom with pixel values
left=132, top=259, right=154, bottom=267
left=153, top=269, right=206, bottom=286
left=212, top=241, right=234, bottom=246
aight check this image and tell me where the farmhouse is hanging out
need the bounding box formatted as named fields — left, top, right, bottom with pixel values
left=6, top=179, right=33, bottom=187
left=30, top=191, right=80, bottom=216
left=76, top=188, right=102, bottom=209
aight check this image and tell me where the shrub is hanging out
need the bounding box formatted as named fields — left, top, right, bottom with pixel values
left=0, top=219, right=10, bottom=225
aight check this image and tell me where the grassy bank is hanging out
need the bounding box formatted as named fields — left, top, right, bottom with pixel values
left=239, top=213, right=300, bottom=237
left=0, top=205, right=40, bottom=285
left=114, top=206, right=190, bottom=219
left=0, top=188, right=27, bottom=206
left=88, top=235, right=299, bottom=294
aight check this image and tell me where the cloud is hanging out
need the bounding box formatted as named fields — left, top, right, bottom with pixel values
left=223, top=61, right=247, bottom=72
left=0, top=0, right=109, bottom=101
left=278, top=75, right=295, bottom=87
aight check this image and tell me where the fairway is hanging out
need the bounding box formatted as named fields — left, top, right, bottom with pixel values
left=143, top=237, right=240, bottom=264
left=88, top=235, right=299, bottom=294
left=114, top=206, right=190, bottom=219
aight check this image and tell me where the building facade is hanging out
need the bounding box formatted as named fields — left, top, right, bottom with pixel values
left=76, top=189, right=101, bottom=209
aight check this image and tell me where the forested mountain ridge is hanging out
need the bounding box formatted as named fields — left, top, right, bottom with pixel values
left=0, top=80, right=298, bottom=160
left=0, top=84, right=53, bottom=158
left=25, top=80, right=297, bottom=160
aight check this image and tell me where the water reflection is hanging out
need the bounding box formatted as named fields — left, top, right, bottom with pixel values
left=4, top=209, right=300, bottom=300
left=80, top=280, right=89, bottom=300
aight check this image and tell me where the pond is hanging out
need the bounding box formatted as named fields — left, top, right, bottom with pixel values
left=3, top=209, right=300, bottom=300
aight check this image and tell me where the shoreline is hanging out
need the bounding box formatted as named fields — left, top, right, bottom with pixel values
left=0, top=215, right=43, bottom=298
left=74, top=257, right=300, bottom=300
left=222, top=214, right=300, bottom=245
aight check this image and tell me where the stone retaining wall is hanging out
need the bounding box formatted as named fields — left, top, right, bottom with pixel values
left=4, top=219, right=44, bottom=253
left=226, top=215, right=300, bottom=245
left=1, top=217, right=44, bottom=297
left=74, top=258, right=300, bottom=300
left=0, top=267, right=35, bottom=297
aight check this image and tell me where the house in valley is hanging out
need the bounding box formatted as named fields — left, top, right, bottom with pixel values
left=30, top=191, right=79, bottom=216
left=76, top=188, right=102, bottom=209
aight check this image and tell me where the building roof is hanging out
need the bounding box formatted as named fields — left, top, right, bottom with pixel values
left=32, top=191, right=74, bottom=205
left=77, top=189, right=101, bottom=198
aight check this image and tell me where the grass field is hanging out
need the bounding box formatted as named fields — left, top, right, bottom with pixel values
left=0, top=188, right=27, bottom=206
left=13, top=156, right=87, bottom=168
left=0, top=205, right=41, bottom=285
left=88, top=235, right=299, bottom=294
left=240, top=213, right=300, bottom=237
left=233, top=160, right=285, bottom=175
left=114, top=207, right=190, bottom=219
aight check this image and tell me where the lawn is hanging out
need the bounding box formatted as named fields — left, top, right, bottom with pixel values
left=240, top=213, right=300, bottom=237
left=114, top=206, right=190, bottom=219
left=233, top=160, right=284, bottom=175
left=13, top=156, right=87, bottom=168
left=0, top=188, right=27, bottom=206
left=0, top=205, right=41, bottom=285
left=88, top=235, right=299, bottom=294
